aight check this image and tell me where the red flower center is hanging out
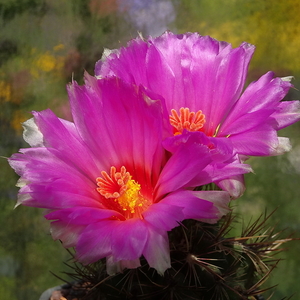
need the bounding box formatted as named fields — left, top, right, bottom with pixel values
left=96, top=166, right=149, bottom=219
left=169, top=107, right=206, bottom=135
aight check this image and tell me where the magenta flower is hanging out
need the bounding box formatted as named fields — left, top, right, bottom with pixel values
left=8, top=75, right=249, bottom=275
left=95, top=32, right=300, bottom=158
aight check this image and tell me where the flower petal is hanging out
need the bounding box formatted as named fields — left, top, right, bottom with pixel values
left=219, top=72, right=296, bottom=137
left=22, top=118, right=44, bottom=147
left=271, top=100, right=300, bottom=130
left=67, top=75, right=165, bottom=184
left=50, top=220, right=84, bottom=248
left=9, top=148, right=101, bottom=209
left=95, top=32, right=299, bottom=160
left=143, top=228, right=170, bottom=275
left=228, top=125, right=282, bottom=156
left=142, top=202, right=183, bottom=231
left=95, top=32, right=255, bottom=137
left=106, top=256, right=141, bottom=275
left=162, top=190, right=226, bottom=221
left=111, top=219, right=149, bottom=261
left=216, top=174, right=247, bottom=199
left=156, top=137, right=212, bottom=198
left=76, top=220, right=114, bottom=264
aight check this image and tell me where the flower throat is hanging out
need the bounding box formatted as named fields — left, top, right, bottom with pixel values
left=96, top=166, right=148, bottom=219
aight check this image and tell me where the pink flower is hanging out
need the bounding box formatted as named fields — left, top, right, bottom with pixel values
left=95, top=32, right=300, bottom=158
left=8, top=75, right=248, bottom=275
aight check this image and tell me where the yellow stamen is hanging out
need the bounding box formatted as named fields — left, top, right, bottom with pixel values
left=117, top=179, right=142, bottom=213
left=213, top=123, right=221, bottom=137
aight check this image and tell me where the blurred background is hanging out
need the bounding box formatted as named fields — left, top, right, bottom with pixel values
left=0, top=0, right=299, bottom=299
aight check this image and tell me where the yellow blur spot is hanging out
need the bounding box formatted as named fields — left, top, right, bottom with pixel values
left=53, top=44, right=65, bottom=52
left=0, top=81, right=11, bottom=102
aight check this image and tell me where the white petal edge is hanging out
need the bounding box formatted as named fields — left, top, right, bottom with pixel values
left=22, top=118, right=44, bottom=147
left=106, top=256, right=141, bottom=275
left=270, top=137, right=292, bottom=155
left=281, top=76, right=294, bottom=82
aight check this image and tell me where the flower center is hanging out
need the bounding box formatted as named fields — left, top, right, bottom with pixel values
left=169, top=107, right=206, bottom=135
left=96, top=166, right=148, bottom=218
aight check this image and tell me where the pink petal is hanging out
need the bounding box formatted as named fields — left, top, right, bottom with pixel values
left=271, top=100, right=300, bottom=130
left=95, top=32, right=299, bottom=159
left=33, top=109, right=100, bottom=180
left=45, top=207, right=122, bottom=224
left=143, top=228, right=170, bottom=275
left=228, top=125, right=281, bottom=156
left=95, top=32, right=255, bottom=137
left=156, top=139, right=211, bottom=198
left=219, top=72, right=293, bottom=135
left=67, top=75, right=165, bottom=183
left=76, top=220, right=115, bottom=264
left=162, top=190, right=222, bottom=221
left=9, top=148, right=100, bottom=209
left=142, top=202, right=183, bottom=231
left=111, top=219, right=149, bottom=261
left=191, top=190, right=231, bottom=222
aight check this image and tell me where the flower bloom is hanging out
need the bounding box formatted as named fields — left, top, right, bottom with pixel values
left=8, top=75, right=249, bottom=275
left=95, top=31, right=300, bottom=158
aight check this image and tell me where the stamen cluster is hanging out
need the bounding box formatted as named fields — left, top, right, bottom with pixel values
left=97, top=166, right=148, bottom=218
left=170, top=107, right=206, bottom=135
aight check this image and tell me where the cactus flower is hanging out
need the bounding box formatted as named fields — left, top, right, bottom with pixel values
left=95, top=32, right=300, bottom=158
left=8, top=75, right=249, bottom=275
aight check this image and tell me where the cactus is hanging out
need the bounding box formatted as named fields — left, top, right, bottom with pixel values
left=53, top=210, right=293, bottom=300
